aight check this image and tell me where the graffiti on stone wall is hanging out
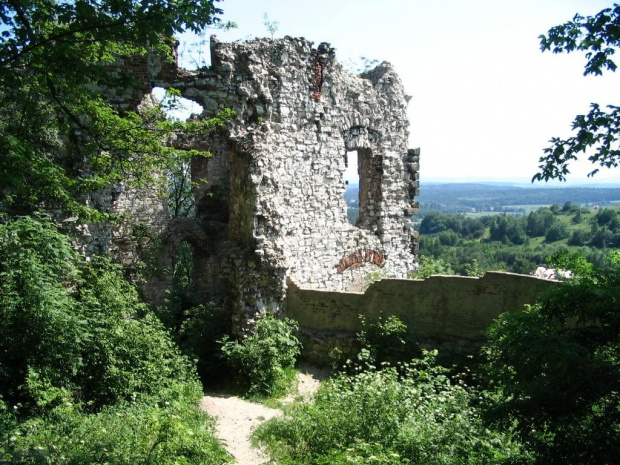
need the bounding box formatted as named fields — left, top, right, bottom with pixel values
left=337, top=248, right=386, bottom=273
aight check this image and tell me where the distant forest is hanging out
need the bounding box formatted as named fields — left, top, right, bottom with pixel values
left=344, top=183, right=620, bottom=221
left=344, top=182, right=620, bottom=276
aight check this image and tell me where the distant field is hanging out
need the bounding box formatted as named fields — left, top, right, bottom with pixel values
left=463, top=211, right=521, bottom=218
left=503, top=204, right=554, bottom=211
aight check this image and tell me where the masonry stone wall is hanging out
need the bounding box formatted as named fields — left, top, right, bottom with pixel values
left=73, top=36, right=420, bottom=331
left=285, top=272, right=557, bottom=364
left=149, top=36, right=418, bottom=329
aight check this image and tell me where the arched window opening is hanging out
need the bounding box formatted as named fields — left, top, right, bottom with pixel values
left=151, top=87, right=203, bottom=122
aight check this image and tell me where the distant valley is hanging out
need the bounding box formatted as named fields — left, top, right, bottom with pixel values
left=344, top=182, right=620, bottom=220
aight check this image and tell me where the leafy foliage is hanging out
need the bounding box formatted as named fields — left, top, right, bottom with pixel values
left=153, top=240, right=231, bottom=385
left=414, top=255, right=455, bottom=278
left=419, top=212, right=485, bottom=239
left=488, top=215, right=528, bottom=245
left=418, top=205, right=618, bottom=276
left=535, top=4, right=620, bottom=181
left=220, top=315, right=302, bottom=397
left=262, top=12, right=279, bottom=39
left=178, top=303, right=231, bottom=384
left=0, top=0, right=231, bottom=218
left=526, top=208, right=555, bottom=237
left=0, top=216, right=229, bottom=463
left=483, top=252, right=620, bottom=463
left=0, top=216, right=196, bottom=412
left=544, top=221, right=570, bottom=242
left=0, top=391, right=230, bottom=464
left=0, top=2, right=234, bottom=462
left=355, top=315, right=410, bottom=368
left=255, top=351, right=529, bottom=464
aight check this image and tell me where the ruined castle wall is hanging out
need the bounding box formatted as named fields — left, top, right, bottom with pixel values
left=64, top=179, right=169, bottom=260
left=285, top=272, right=557, bottom=364
left=75, top=36, right=420, bottom=327
left=140, top=36, right=420, bottom=324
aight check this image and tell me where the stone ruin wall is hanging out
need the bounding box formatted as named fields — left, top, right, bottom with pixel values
left=78, top=36, right=421, bottom=330
left=286, top=272, right=557, bottom=365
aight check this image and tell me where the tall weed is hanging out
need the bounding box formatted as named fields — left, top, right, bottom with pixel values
left=0, top=388, right=231, bottom=464
left=255, top=351, right=530, bottom=464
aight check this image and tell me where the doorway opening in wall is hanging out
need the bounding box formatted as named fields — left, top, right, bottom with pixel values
left=343, top=150, right=360, bottom=225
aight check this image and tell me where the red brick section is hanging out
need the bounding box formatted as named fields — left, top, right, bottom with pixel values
left=337, top=248, right=385, bottom=273
left=309, top=42, right=334, bottom=102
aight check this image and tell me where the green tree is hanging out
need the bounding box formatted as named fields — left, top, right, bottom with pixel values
left=489, top=215, right=527, bottom=245
left=464, top=258, right=484, bottom=277
left=484, top=252, right=620, bottom=463
left=263, top=12, right=279, bottom=39
left=419, top=212, right=449, bottom=234
left=568, top=229, right=590, bottom=246
left=220, top=315, right=301, bottom=397
left=526, top=208, right=555, bottom=237
left=545, top=221, right=570, bottom=242
left=562, top=201, right=578, bottom=213
left=414, top=255, right=455, bottom=278
left=594, top=207, right=620, bottom=230
left=438, top=229, right=459, bottom=246
left=461, top=217, right=485, bottom=239
left=534, top=4, right=620, bottom=181
left=0, top=0, right=229, bottom=219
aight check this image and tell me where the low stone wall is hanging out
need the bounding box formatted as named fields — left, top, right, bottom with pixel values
left=285, top=272, right=556, bottom=364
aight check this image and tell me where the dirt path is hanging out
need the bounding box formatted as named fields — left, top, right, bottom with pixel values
left=200, top=395, right=280, bottom=464
left=200, top=364, right=329, bottom=464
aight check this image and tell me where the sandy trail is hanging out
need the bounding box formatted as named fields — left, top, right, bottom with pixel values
left=200, top=364, right=329, bottom=464
left=200, top=395, right=280, bottom=465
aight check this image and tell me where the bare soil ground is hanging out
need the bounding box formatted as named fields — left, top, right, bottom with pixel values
left=200, top=364, right=329, bottom=464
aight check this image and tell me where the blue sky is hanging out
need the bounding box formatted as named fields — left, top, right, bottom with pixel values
left=176, top=0, right=618, bottom=185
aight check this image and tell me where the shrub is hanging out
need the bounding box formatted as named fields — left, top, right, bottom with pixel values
left=568, top=229, right=590, bottom=246
left=152, top=239, right=231, bottom=387
left=0, top=216, right=229, bottom=463
left=414, top=255, right=454, bottom=278
left=0, top=216, right=198, bottom=412
left=483, top=252, right=620, bottom=463
left=545, top=222, right=570, bottom=242
left=438, top=230, right=459, bottom=246
left=355, top=314, right=412, bottom=368
left=220, top=315, right=301, bottom=396
left=464, top=258, right=484, bottom=277
left=178, top=303, right=230, bottom=384
left=75, top=259, right=199, bottom=409
left=526, top=208, right=555, bottom=237
left=255, top=351, right=529, bottom=464
left=0, top=216, right=83, bottom=409
left=489, top=215, right=527, bottom=245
